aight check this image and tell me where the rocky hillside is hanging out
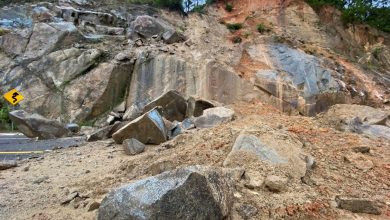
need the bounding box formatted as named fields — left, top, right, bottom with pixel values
left=0, top=0, right=390, bottom=219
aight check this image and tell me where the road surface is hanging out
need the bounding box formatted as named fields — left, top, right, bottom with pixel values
left=0, top=133, right=86, bottom=160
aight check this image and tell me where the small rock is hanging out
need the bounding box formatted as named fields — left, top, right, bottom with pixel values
left=88, top=201, right=100, bottom=212
left=23, top=166, right=30, bottom=172
left=0, top=160, right=17, bottom=170
left=264, top=175, right=288, bottom=193
left=66, top=123, right=80, bottom=133
left=344, top=153, right=374, bottom=171
left=122, top=138, right=145, bottom=155
left=335, top=196, right=381, bottom=215
left=162, top=30, right=185, bottom=44
left=237, top=204, right=258, bottom=220
left=352, top=146, right=370, bottom=154
left=61, top=192, right=79, bottom=205
left=33, top=176, right=49, bottom=184
left=194, top=107, right=235, bottom=128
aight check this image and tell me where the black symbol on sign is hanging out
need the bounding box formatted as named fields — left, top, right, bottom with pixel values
left=12, top=92, right=19, bottom=103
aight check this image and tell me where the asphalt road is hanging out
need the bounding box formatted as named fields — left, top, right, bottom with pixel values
left=0, top=133, right=86, bottom=160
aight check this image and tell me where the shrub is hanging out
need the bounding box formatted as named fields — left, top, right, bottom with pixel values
left=257, top=23, right=266, bottom=33
left=226, top=23, right=242, bottom=32
left=232, top=36, right=242, bottom=43
left=225, top=3, right=233, bottom=12
left=0, top=100, right=11, bottom=130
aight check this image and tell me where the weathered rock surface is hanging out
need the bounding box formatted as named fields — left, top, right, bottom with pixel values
left=9, top=110, right=69, bottom=139
left=122, top=138, right=145, bottom=155
left=226, top=134, right=288, bottom=164
left=24, top=22, right=79, bottom=59
left=64, top=61, right=133, bottom=122
left=335, top=196, right=381, bottom=215
left=130, top=15, right=165, bottom=38
left=223, top=121, right=307, bottom=180
left=28, top=48, right=102, bottom=89
left=359, top=124, right=390, bottom=140
left=143, top=90, right=187, bottom=122
left=194, top=107, right=235, bottom=128
left=98, top=166, right=234, bottom=220
left=112, top=108, right=167, bottom=144
left=264, top=175, right=288, bottom=193
left=249, top=44, right=342, bottom=115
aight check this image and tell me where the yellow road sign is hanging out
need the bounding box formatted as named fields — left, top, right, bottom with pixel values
left=3, top=88, right=24, bottom=105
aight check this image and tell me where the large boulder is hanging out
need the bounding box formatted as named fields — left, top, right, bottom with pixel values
left=223, top=120, right=307, bottom=180
left=98, top=166, right=234, bottom=220
left=130, top=15, right=165, bottom=38
left=143, top=90, right=187, bottom=122
left=226, top=134, right=288, bottom=164
left=9, top=110, right=69, bottom=139
left=112, top=108, right=167, bottom=144
left=194, top=107, right=235, bottom=128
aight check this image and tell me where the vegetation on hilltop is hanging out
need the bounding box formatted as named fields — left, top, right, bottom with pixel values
left=306, top=0, right=390, bottom=32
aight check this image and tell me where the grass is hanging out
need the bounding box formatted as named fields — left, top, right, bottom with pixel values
left=257, top=23, right=267, bottom=33
left=226, top=23, right=243, bottom=32
left=232, top=36, right=242, bottom=43
left=225, top=3, right=233, bottom=12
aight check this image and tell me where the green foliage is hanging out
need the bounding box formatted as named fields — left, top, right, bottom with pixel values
left=257, top=23, right=266, bottom=33
left=225, top=3, right=233, bottom=12
left=0, top=100, right=11, bottom=130
left=305, top=0, right=390, bottom=33
left=232, top=36, right=242, bottom=43
left=226, top=23, right=242, bottom=32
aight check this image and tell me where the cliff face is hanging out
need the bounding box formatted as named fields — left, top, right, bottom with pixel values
left=0, top=0, right=389, bottom=123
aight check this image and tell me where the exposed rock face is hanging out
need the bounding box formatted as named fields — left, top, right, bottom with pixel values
left=194, top=107, right=235, bottom=128
left=9, top=110, right=69, bottom=139
left=249, top=44, right=342, bottom=115
left=126, top=54, right=199, bottom=113
left=27, top=48, right=102, bottom=89
left=24, top=22, right=79, bottom=59
left=112, top=108, right=167, bottom=144
left=64, top=61, right=133, bottom=122
left=98, top=166, right=234, bottom=220
left=143, top=90, right=187, bottom=122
